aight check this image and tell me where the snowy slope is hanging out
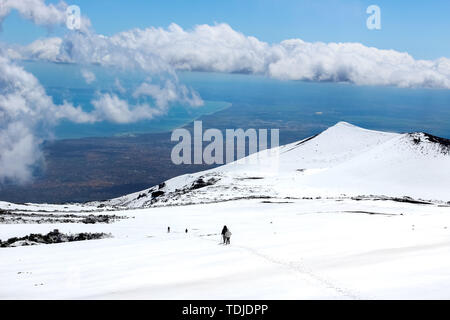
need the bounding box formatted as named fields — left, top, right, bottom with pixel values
left=101, top=122, right=450, bottom=208
left=0, top=201, right=104, bottom=213
left=2, top=198, right=450, bottom=299
left=2, top=122, right=450, bottom=300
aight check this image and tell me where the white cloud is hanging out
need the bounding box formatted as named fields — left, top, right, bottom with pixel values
left=267, top=40, right=450, bottom=88
left=26, top=37, right=62, bottom=61
left=0, top=0, right=91, bottom=32
left=110, top=23, right=271, bottom=74
left=91, top=93, right=161, bottom=124
left=133, top=80, right=203, bottom=109
left=81, top=68, right=96, bottom=84
left=0, top=0, right=66, bottom=27
left=0, top=122, right=41, bottom=183
left=0, top=55, right=96, bottom=182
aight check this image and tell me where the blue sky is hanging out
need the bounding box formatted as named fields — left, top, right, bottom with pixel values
left=1, top=0, right=449, bottom=60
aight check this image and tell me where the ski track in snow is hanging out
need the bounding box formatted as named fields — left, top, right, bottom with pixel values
left=197, top=233, right=362, bottom=300
left=233, top=244, right=362, bottom=300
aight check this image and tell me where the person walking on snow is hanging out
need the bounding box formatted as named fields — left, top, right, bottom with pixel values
left=221, top=225, right=228, bottom=244
left=225, top=229, right=232, bottom=245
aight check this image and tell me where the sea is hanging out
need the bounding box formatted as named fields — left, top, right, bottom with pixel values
left=22, top=61, right=450, bottom=140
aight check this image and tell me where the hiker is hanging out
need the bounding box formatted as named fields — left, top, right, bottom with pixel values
left=225, top=229, right=232, bottom=245
left=221, top=225, right=228, bottom=244
left=168, top=227, right=170, bottom=233
left=185, top=228, right=188, bottom=233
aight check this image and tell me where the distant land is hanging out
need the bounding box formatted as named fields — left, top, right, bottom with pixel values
left=2, top=70, right=450, bottom=203
left=0, top=107, right=319, bottom=204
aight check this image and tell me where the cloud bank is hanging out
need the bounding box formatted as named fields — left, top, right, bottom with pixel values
left=21, top=22, right=450, bottom=89
left=0, top=55, right=94, bottom=182
left=7, top=0, right=449, bottom=90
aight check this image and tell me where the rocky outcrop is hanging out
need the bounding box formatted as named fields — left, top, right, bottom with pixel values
left=0, top=229, right=112, bottom=248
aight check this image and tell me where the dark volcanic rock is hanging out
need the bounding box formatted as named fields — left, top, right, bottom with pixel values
left=410, top=132, right=450, bottom=154
left=191, top=177, right=218, bottom=190
left=422, top=133, right=450, bottom=148
left=137, top=193, right=148, bottom=200
left=0, top=229, right=111, bottom=248
left=81, top=215, right=113, bottom=224
left=0, top=212, right=126, bottom=225
left=151, top=191, right=165, bottom=198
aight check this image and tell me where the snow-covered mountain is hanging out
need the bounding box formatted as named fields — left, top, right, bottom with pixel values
left=100, top=122, right=450, bottom=208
